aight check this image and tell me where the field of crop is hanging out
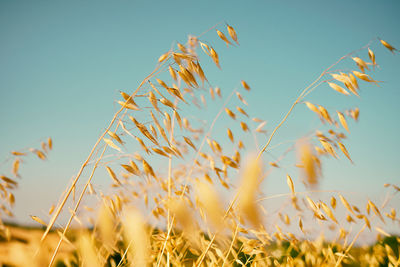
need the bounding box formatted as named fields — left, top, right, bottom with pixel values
left=0, top=2, right=399, bottom=266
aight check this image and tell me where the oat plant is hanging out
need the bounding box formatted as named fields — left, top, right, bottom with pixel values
left=1, top=23, right=399, bottom=267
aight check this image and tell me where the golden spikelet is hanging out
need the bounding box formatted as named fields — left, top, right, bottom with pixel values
left=160, top=97, right=176, bottom=109
left=106, top=166, right=121, bottom=185
left=349, top=73, right=359, bottom=90
left=320, top=202, right=338, bottom=224
left=319, top=139, right=337, bottom=158
left=177, top=42, right=187, bottom=53
left=158, top=52, right=170, bottom=62
left=121, top=163, right=139, bottom=176
left=142, top=159, right=155, bottom=177
left=368, top=200, right=384, bottom=222
left=338, top=142, right=353, bottom=163
left=108, top=131, right=123, bottom=145
left=216, top=30, right=232, bottom=46
left=118, top=100, right=140, bottom=111
left=227, top=128, right=234, bottom=143
left=135, top=136, right=149, bottom=154
left=330, top=73, right=349, bottom=84
left=148, top=91, right=160, bottom=113
left=227, top=24, right=239, bottom=44
left=195, top=61, right=206, bottom=83
left=286, top=174, right=295, bottom=195
left=209, top=87, right=215, bottom=100
left=11, top=151, right=26, bottom=156
left=331, top=196, right=337, bottom=209
left=30, top=215, right=47, bottom=226
left=337, top=112, right=349, bottom=132
left=255, top=121, right=267, bottom=133
left=318, top=105, right=332, bottom=124
left=215, top=87, right=222, bottom=98
left=183, top=136, right=197, bottom=150
left=350, top=107, right=360, bottom=121
left=12, top=159, right=20, bottom=177
left=352, top=71, right=375, bottom=82
left=299, top=218, right=304, bottom=233
left=240, top=121, right=249, bottom=132
left=48, top=137, right=53, bottom=150
left=200, top=42, right=211, bottom=56
left=236, top=91, right=248, bottom=105
left=380, top=39, right=396, bottom=53
left=120, top=91, right=138, bottom=106
left=1, top=175, right=18, bottom=187
left=304, top=102, right=320, bottom=115
left=31, top=149, right=46, bottom=160
left=156, top=78, right=169, bottom=90
left=236, top=106, right=248, bottom=117
left=352, top=57, right=370, bottom=72
left=149, top=124, right=157, bottom=139
left=103, top=138, right=122, bottom=152
left=269, top=162, right=279, bottom=168
left=210, top=47, right=220, bottom=69
left=368, top=48, right=376, bottom=66
left=169, top=65, right=177, bottom=81
left=48, top=204, right=55, bottom=215
left=339, top=194, right=354, bottom=216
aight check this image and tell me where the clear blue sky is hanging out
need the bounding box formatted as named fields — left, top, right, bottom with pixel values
left=0, top=0, right=399, bottom=238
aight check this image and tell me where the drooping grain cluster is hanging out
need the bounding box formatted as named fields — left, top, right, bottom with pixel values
left=0, top=138, right=52, bottom=234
